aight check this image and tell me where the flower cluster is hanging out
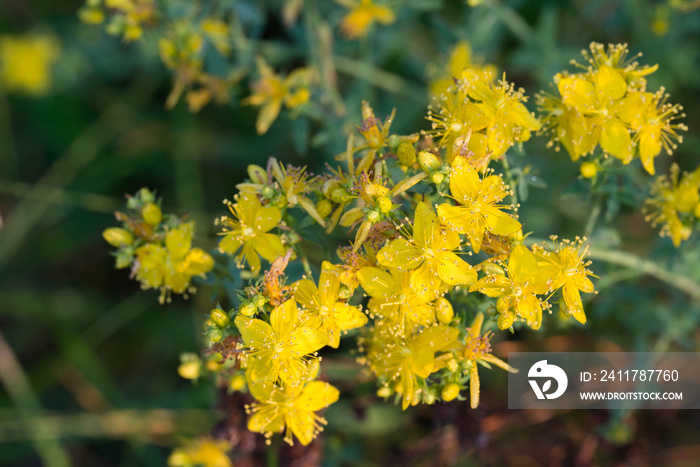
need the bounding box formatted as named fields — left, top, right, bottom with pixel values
left=427, top=68, right=541, bottom=165
left=537, top=42, right=687, bottom=175
left=103, top=188, right=214, bottom=303
left=78, top=0, right=157, bottom=42
left=645, top=163, right=700, bottom=246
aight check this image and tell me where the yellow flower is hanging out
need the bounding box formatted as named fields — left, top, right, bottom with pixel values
left=366, top=324, right=459, bottom=409
left=134, top=222, right=214, bottom=303
left=200, top=18, right=231, bottom=56
left=377, top=202, right=477, bottom=301
left=338, top=0, right=395, bottom=39
left=246, top=378, right=339, bottom=446
left=0, top=34, right=60, bottom=95
left=534, top=239, right=596, bottom=324
left=235, top=299, right=328, bottom=386
left=645, top=163, right=700, bottom=247
left=218, top=193, right=286, bottom=276
left=428, top=40, right=497, bottom=98
left=617, top=90, right=687, bottom=175
left=243, top=56, right=314, bottom=134
left=168, top=437, right=232, bottom=467
left=357, top=266, right=435, bottom=334
left=437, top=156, right=521, bottom=253
left=293, top=262, right=367, bottom=348
left=460, top=313, right=517, bottom=408
left=470, top=244, right=556, bottom=330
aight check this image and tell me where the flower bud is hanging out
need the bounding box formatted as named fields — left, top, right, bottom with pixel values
left=441, top=383, right=460, bottom=402
left=376, top=386, right=392, bottom=398
left=239, top=302, right=256, bottom=316
left=315, top=199, right=333, bottom=219
left=103, top=227, right=134, bottom=247
left=430, top=172, right=445, bottom=185
left=261, top=185, right=275, bottom=199
left=178, top=361, right=201, bottom=380
left=138, top=188, right=155, bottom=204
left=377, top=196, right=392, bottom=214
left=434, top=297, right=454, bottom=324
left=142, top=202, right=162, bottom=225
left=397, top=141, right=416, bottom=167
left=330, top=187, right=350, bottom=204
left=387, top=134, right=401, bottom=152
left=252, top=294, right=266, bottom=308
left=366, top=210, right=381, bottom=223
left=229, top=374, right=246, bottom=391
left=272, top=193, right=288, bottom=209
left=423, top=391, right=436, bottom=405
left=205, top=360, right=222, bottom=372
left=210, top=309, right=230, bottom=327
left=208, top=328, right=223, bottom=344
left=418, top=151, right=440, bottom=173
left=580, top=162, right=598, bottom=179
left=338, top=284, right=352, bottom=300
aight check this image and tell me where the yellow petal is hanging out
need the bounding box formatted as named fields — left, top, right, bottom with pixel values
left=255, top=205, right=282, bottom=233
left=235, top=316, right=275, bottom=348
left=357, top=267, right=396, bottom=297
left=600, top=118, right=632, bottom=161
left=377, top=238, right=423, bottom=270
left=297, top=380, right=340, bottom=411
left=435, top=251, right=477, bottom=285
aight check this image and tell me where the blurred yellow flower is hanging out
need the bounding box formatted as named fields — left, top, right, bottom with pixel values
left=428, top=40, right=497, bottom=99
left=168, top=437, right=232, bottom=467
left=338, top=0, right=395, bottom=39
left=243, top=56, right=314, bottom=134
left=0, top=34, right=60, bottom=95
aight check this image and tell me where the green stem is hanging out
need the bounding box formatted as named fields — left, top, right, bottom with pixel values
left=333, top=55, right=424, bottom=97
left=583, top=198, right=603, bottom=239
left=294, top=243, right=312, bottom=276
left=0, top=330, right=71, bottom=467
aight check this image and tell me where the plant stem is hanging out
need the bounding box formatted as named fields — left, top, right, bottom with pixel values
left=583, top=197, right=602, bottom=239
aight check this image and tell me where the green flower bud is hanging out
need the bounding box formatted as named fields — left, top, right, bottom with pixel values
left=239, top=302, right=256, bottom=317
left=252, top=294, right=266, bottom=308
left=366, top=209, right=381, bottom=223
left=103, top=227, right=134, bottom=247
left=441, top=383, right=460, bottom=402
left=141, top=202, right=162, bottom=225
left=397, top=141, right=417, bottom=167
left=210, top=309, right=230, bottom=327
left=338, top=284, right=352, bottom=300
left=418, top=151, right=440, bottom=173
left=430, top=172, right=445, bottom=185
left=315, top=199, right=333, bottom=219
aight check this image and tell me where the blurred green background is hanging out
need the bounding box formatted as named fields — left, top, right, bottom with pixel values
left=2, top=0, right=700, bottom=465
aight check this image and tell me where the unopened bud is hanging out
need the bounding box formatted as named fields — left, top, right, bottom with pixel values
left=441, top=383, right=460, bottom=402
left=397, top=141, right=417, bottom=167
left=377, top=196, right=392, bottom=214
left=580, top=161, right=598, bottom=179
left=103, top=227, right=134, bottom=247
left=418, top=151, right=440, bottom=172
left=141, top=202, right=162, bottom=225
left=434, top=297, right=454, bottom=324
left=430, top=172, right=445, bottom=185
left=239, top=302, right=256, bottom=316
left=210, top=309, right=230, bottom=327
left=315, top=199, right=333, bottom=218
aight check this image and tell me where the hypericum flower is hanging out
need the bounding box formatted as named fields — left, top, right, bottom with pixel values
left=378, top=202, right=477, bottom=301
left=357, top=266, right=435, bottom=334
left=338, top=0, right=395, bottom=39
left=617, top=90, right=687, bottom=175
left=218, top=193, right=286, bottom=276
left=235, top=299, right=328, bottom=386
left=645, top=163, right=700, bottom=247
left=167, top=437, right=232, bottom=467
left=534, top=238, right=596, bottom=324
left=470, top=244, right=556, bottom=330
left=0, top=34, right=60, bottom=95
left=437, top=156, right=521, bottom=253
left=459, top=313, right=517, bottom=408
left=577, top=42, right=658, bottom=92
left=293, top=262, right=367, bottom=348
left=428, top=40, right=497, bottom=98
left=134, top=222, right=214, bottom=303
left=365, top=324, right=459, bottom=409
left=246, top=379, right=339, bottom=446
left=243, top=56, right=314, bottom=134
left=85, top=0, right=157, bottom=42
left=427, top=70, right=540, bottom=162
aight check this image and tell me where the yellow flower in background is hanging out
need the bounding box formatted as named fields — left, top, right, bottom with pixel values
left=235, top=299, right=328, bottom=386
left=168, top=437, right=232, bottom=467
left=243, top=56, right=314, bottom=134
left=470, top=244, right=556, bottom=330
left=357, top=266, right=435, bottom=334
left=428, top=40, right=497, bottom=98
left=645, top=163, right=700, bottom=247
left=134, top=222, right=214, bottom=303
left=437, top=157, right=521, bottom=253
left=247, top=378, right=339, bottom=446
left=366, top=324, right=459, bottom=409
left=459, top=313, right=517, bottom=409
left=293, top=262, right=367, bottom=348
left=218, top=193, right=286, bottom=276
left=534, top=239, right=596, bottom=324
left=378, top=202, right=477, bottom=301
left=0, top=34, right=60, bottom=95
left=338, top=0, right=395, bottom=39
left=200, top=18, right=231, bottom=56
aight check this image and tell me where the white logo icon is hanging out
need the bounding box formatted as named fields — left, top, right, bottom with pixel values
left=528, top=360, right=568, bottom=400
